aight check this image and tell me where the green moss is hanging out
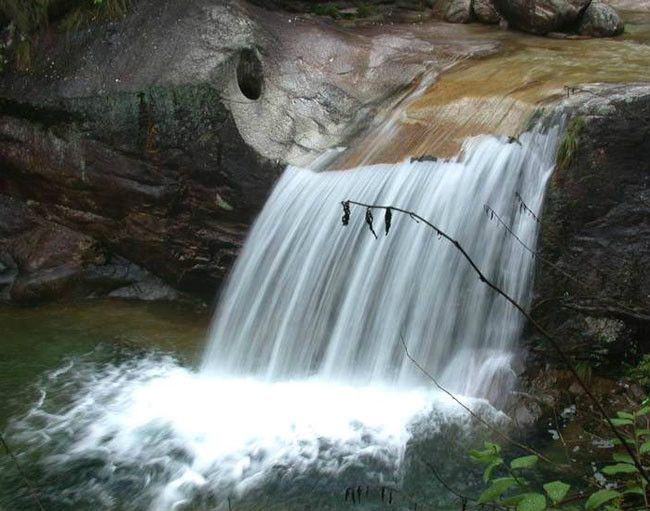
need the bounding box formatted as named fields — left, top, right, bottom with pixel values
left=310, top=2, right=340, bottom=18
left=556, top=116, right=586, bottom=171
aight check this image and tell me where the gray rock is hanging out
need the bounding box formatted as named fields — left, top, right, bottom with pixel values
left=0, top=0, right=500, bottom=305
left=578, top=1, right=624, bottom=37
left=494, top=0, right=590, bottom=34
left=472, top=0, right=501, bottom=24
left=445, top=0, right=474, bottom=22
left=533, top=86, right=650, bottom=372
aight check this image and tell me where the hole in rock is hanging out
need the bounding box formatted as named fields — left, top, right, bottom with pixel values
left=237, top=48, right=264, bottom=100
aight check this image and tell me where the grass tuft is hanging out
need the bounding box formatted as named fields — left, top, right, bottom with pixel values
left=310, top=2, right=340, bottom=18
left=556, top=116, right=586, bottom=170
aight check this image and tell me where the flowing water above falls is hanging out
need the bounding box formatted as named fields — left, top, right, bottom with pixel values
left=1, top=127, right=560, bottom=511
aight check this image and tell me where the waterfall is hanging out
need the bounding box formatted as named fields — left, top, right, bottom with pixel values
left=202, top=125, right=560, bottom=399
left=3, top=125, right=562, bottom=511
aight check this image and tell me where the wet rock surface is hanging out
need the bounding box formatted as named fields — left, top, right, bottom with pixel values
left=0, top=0, right=499, bottom=304
left=531, top=85, right=650, bottom=376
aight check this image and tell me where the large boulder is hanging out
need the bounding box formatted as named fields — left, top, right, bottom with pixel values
left=578, top=1, right=624, bottom=36
left=472, top=0, right=501, bottom=23
left=494, top=0, right=591, bottom=34
left=445, top=0, right=474, bottom=22
left=531, top=85, right=650, bottom=374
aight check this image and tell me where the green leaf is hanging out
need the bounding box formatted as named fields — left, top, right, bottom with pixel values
left=640, top=441, right=650, bottom=455
left=585, top=489, right=621, bottom=510
left=478, top=477, right=518, bottom=503
left=612, top=453, right=634, bottom=464
left=501, top=494, right=526, bottom=506
left=517, top=493, right=547, bottom=511
left=483, top=457, right=503, bottom=482
left=608, top=418, right=633, bottom=427
left=485, top=441, right=501, bottom=454
left=635, top=405, right=650, bottom=417
left=623, top=486, right=644, bottom=496
left=601, top=463, right=638, bottom=475
left=616, top=411, right=634, bottom=420
left=543, top=481, right=571, bottom=504
left=469, top=441, right=501, bottom=462
left=517, top=493, right=546, bottom=511
left=511, top=455, right=539, bottom=470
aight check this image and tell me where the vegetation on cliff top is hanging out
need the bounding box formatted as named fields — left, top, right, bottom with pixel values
left=0, top=0, right=130, bottom=71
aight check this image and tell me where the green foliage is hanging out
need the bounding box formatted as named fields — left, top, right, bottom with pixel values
left=310, top=2, right=340, bottom=18
left=556, top=116, right=586, bottom=170
left=0, top=0, right=130, bottom=72
left=584, top=490, right=621, bottom=510
left=543, top=480, right=571, bottom=504
left=626, top=354, right=650, bottom=388
left=469, top=398, right=650, bottom=511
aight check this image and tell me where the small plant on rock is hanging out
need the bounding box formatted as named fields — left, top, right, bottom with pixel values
left=310, top=2, right=340, bottom=18
left=556, top=117, right=586, bottom=171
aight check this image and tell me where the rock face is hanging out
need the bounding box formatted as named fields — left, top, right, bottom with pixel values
left=0, top=0, right=495, bottom=304
left=532, top=85, right=650, bottom=374
left=494, top=0, right=591, bottom=34
left=472, top=0, right=501, bottom=24
left=578, top=1, right=624, bottom=36
left=444, top=0, right=474, bottom=22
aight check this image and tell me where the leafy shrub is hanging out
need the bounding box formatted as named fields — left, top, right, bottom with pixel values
left=470, top=398, right=650, bottom=510
left=627, top=355, right=650, bottom=388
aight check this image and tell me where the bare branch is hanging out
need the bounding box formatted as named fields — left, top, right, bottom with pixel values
left=341, top=199, right=650, bottom=485
left=400, top=336, right=556, bottom=466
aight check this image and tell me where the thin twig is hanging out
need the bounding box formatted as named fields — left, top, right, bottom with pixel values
left=401, top=336, right=556, bottom=466
left=484, top=204, right=577, bottom=284
left=514, top=192, right=541, bottom=224
left=342, top=200, right=650, bottom=485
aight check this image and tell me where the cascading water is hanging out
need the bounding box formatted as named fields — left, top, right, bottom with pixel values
left=202, top=126, right=559, bottom=399
left=2, top=125, right=561, bottom=511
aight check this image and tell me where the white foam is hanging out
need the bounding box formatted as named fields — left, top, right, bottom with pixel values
left=9, top=355, right=502, bottom=510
